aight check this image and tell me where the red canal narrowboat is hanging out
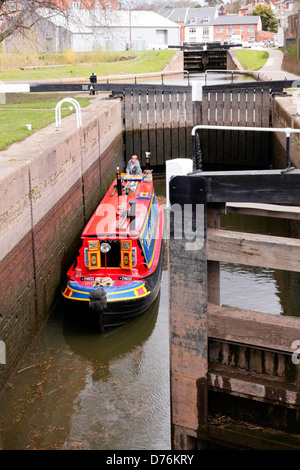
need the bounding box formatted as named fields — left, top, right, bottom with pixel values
left=62, top=162, right=164, bottom=332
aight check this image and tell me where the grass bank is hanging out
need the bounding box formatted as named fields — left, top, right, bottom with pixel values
left=0, top=50, right=176, bottom=81
left=0, top=93, right=93, bottom=151
left=234, top=50, right=269, bottom=70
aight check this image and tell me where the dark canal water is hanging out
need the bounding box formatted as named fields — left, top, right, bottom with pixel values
left=1, top=178, right=300, bottom=450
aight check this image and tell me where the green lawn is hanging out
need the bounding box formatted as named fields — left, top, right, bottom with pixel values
left=0, top=95, right=94, bottom=151
left=0, top=50, right=176, bottom=81
left=0, top=50, right=176, bottom=151
left=234, top=50, right=269, bottom=71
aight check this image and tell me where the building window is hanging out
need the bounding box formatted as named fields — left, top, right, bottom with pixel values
left=71, top=1, right=82, bottom=8
left=190, top=17, right=196, bottom=24
left=227, top=27, right=233, bottom=35
left=217, top=27, right=223, bottom=33
left=203, top=17, right=209, bottom=23
left=203, top=27, right=209, bottom=36
left=189, top=28, right=196, bottom=33
left=241, top=26, right=245, bottom=32
left=248, top=26, right=255, bottom=32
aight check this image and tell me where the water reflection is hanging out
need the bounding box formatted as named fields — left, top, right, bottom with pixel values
left=62, top=294, right=160, bottom=382
left=0, top=244, right=170, bottom=450
left=145, top=71, right=254, bottom=88
left=220, top=212, right=300, bottom=317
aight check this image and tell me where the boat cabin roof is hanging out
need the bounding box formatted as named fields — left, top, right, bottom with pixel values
left=82, top=175, right=154, bottom=239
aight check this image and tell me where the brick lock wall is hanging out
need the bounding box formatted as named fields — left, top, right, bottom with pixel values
left=0, top=98, right=123, bottom=392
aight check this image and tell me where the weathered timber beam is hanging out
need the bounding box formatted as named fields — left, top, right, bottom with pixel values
left=203, top=79, right=295, bottom=92
left=226, top=202, right=300, bottom=220
left=170, top=171, right=300, bottom=205
left=207, top=424, right=300, bottom=450
left=208, top=365, right=300, bottom=407
left=208, top=303, right=300, bottom=353
left=29, top=83, right=191, bottom=94
left=207, top=228, right=300, bottom=272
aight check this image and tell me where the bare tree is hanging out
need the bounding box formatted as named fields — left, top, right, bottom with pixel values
left=0, top=0, right=111, bottom=43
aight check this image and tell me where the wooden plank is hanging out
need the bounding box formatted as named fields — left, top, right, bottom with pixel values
left=207, top=227, right=300, bottom=272
left=254, top=88, right=262, bottom=127
left=208, top=302, right=300, bottom=354
left=132, top=91, right=140, bottom=157
left=262, top=87, right=270, bottom=127
left=253, top=89, right=263, bottom=164
left=239, top=90, right=247, bottom=127
left=202, top=91, right=209, bottom=126
left=31, top=82, right=192, bottom=93
left=216, top=90, right=224, bottom=126
left=171, top=92, right=179, bottom=160
left=155, top=91, right=164, bottom=165
left=124, top=90, right=133, bottom=161
left=208, top=424, right=300, bottom=450
left=231, top=90, right=239, bottom=165
left=209, top=90, right=217, bottom=125
left=140, top=91, right=149, bottom=159
left=163, top=91, right=172, bottom=163
left=169, top=182, right=208, bottom=435
left=147, top=90, right=156, bottom=165
left=203, top=79, right=294, bottom=92
left=216, top=92, right=224, bottom=165
left=200, top=92, right=209, bottom=165
left=223, top=91, right=231, bottom=126
left=226, top=202, right=300, bottom=220
left=246, top=89, right=254, bottom=166
left=223, top=91, right=232, bottom=166
left=246, top=89, right=255, bottom=127
left=170, top=171, right=300, bottom=206
left=186, top=91, right=193, bottom=127
left=238, top=90, right=247, bottom=164
left=178, top=92, right=186, bottom=158
left=208, top=366, right=300, bottom=407
left=208, top=91, right=217, bottom=163
left=199, top=170, right=300, bottom=204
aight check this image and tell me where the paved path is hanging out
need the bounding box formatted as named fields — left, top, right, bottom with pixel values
left=258, top=49, right=300, bottom=81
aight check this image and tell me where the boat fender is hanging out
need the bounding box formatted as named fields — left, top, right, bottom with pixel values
left=89, top=287, right=107, bottom=333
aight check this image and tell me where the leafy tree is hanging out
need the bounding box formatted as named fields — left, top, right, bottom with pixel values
left=251, top=3, right=278, bottom=32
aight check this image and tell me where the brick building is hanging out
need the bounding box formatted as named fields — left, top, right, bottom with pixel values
left=213, top=15, right=262, bottom=42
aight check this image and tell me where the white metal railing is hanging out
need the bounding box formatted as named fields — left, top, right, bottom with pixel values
left=55, top=98, right=82, bottom=129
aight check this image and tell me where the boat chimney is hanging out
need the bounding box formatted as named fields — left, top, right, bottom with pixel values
left=145, top=152, right=151, bottom=170
left=144, top=152, right=152, bottom=182
left=116, top=167, right=122, bottom=197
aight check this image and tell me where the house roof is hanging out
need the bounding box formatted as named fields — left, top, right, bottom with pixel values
left=185, top=7, right=216, bottom=25
left=213, top=15, right=260, bottom=25
left=37, top=8, right=180, bottom=33
left=160, top=7, right=216, bottom=25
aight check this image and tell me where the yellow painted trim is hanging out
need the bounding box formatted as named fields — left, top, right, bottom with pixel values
left=139, top=193, right=154, bottom=239
left=148, top=210, right=161, bottom=269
